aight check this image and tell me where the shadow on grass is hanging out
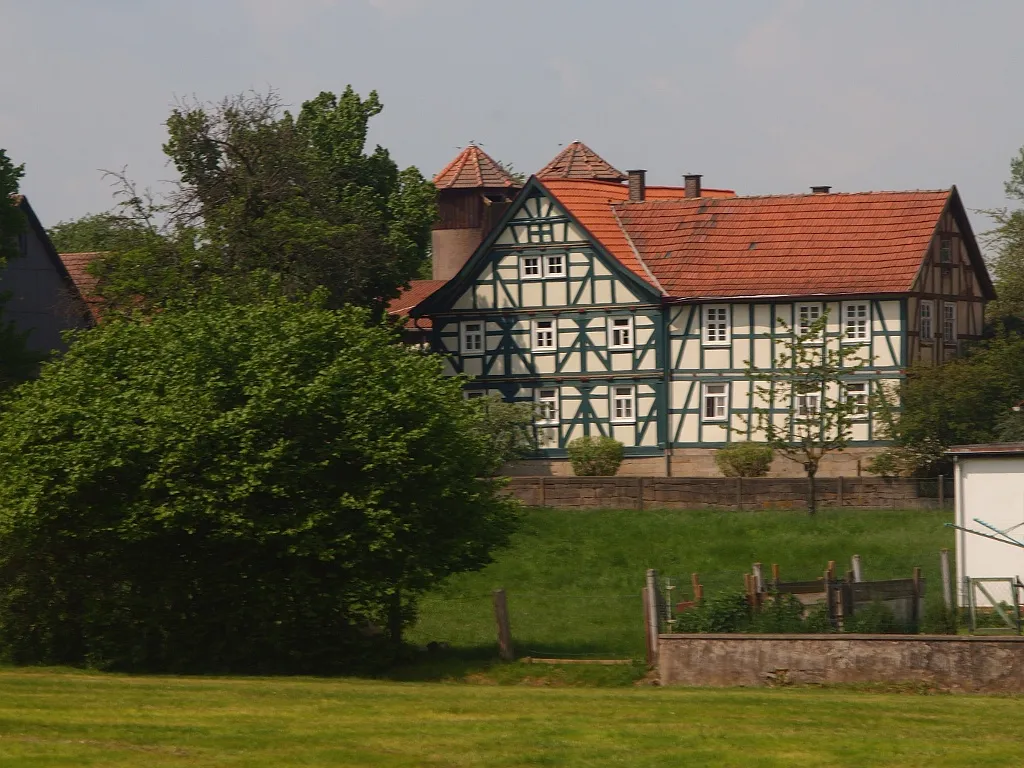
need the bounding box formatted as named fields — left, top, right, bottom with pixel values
left=378, top=643, right=647, bottom=687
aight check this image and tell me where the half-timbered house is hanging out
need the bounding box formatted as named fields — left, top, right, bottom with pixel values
left=395, top=142, right=993, bottom=476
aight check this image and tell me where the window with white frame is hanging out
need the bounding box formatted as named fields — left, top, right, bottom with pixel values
left=845, top=381, right=868, bottom=417
left=703, top=305, right=730, bottom=345
left=843, top=303, right=869, bottom=342
left=795, top=392, right=821, bottom=417
left=461, top=321, right=484, bottom=355
left=608, top=316, right=634, bottom=349
left=920, top=301, right=934, bottom=341
left=611, top=385, right=635, bottom=423
left=703, top=383, right=728, bottom=421
left=943, top=302, right=957, bottom=343
left=543, top=253, right=565, bottom=277
left=532, top=319, right=555, bottom=351
left=535, top=388, right=559, bottom=425
left=797, top=303, right=823, bottom=339
left=520, top=255, right=541, bottom=279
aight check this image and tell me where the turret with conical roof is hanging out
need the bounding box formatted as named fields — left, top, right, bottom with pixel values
left=537, top=141, right=626, bottom=183
left=431, top=144, right=521, bottom=281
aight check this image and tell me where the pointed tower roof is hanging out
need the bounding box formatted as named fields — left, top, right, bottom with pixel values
left=537, top=141, right=626, bottom=182
left=433, top=144, right=519, bottom=190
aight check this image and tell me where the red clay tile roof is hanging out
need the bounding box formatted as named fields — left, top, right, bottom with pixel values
left=614, top=191, right=953, bottom=298
left=538, top=179, right=737, bottom=292
left=57, top=252, right=103, bottom=320
left=433, top=145, right=519, bottom=190
left=537, top=141, right=626, bottom=182
left=388, top=279, right=445, bottom=328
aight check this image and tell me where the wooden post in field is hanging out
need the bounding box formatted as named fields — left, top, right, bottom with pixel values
left=771, top=563, right=780, bottom=590
left=752, top=562, right=764, bottom=594
left=940, top=548, right=953, bottom=612
left=493, top=589, right=514, bottom=661
left=851, top=554, right=863, bottom=583
left=644, top=569, right=660, bottom=665
left=691, top=572, right=704, bottom=603
left=917, top=565, right=925, bottom=630
left=824, top=564, right=836, bottom=626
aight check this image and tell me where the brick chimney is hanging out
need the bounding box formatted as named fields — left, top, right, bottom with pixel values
left=684, top=173, right=702, bottom=198
left=811, top=185, right=832, bottom=194
left=627, top=169, right=646, bottom=202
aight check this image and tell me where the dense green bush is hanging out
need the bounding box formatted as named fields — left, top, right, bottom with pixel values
left=714, top=443, right=774, bottom=478
left=844, top=601, right=901, bottom=634
left=675, top=592, right=751, bottom=634
left=567, top=435, right=624, bottom=476
left=0, top=295, right=519, bottom=673
left=920, top=602, right=958, bottom=635
left=675, top=592, right=835, bottom=635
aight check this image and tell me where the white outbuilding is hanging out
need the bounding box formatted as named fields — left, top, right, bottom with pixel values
left=950, top=444, right=1024, bottom=610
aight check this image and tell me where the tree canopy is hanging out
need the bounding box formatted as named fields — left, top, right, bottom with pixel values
left=92, top=88, right=437, bottom=315
left=0, top=149, right=39, bottom=393
left=0, top=148, right=25, bottom=267
left=0, top=293, right=518, bottom=672
left=985, top=146, right=1024, bottom=326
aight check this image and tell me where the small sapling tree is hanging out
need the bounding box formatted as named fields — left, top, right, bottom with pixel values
left=742, top=310, right=870, bottom=515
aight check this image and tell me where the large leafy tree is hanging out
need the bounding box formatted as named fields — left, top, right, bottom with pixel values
left=985, top=147, right=1024, bottom=326
left=94, top=88, right=436, bottom=315
left=0, top=149, right=25, bottom=267
left=743, top=312, right=868, bottom=515
left=47, top=212, right=145, bottom=254
left=0, top=293, right=518, bottom=672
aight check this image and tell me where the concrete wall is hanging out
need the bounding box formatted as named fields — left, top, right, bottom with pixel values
left=505, top=476, right=951, bottom=510
left=658, top=634, right=1024, bottom=692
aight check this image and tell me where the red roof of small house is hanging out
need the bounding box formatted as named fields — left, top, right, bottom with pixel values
left=537, top=141, right=627, bottom=183
left=433, top=145, right=519, bottom=190
left=388, top=279, right=445, bottom=328
left=613, top=190, right=954, bottom=298
left=57, top=252, right=104, bottom=320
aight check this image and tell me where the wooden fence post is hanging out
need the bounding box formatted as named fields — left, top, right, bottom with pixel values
left=940, top=549, right=953, bottom=612
left=912, top=567, right=922, bottom=629
left=771, top=563, right=780, bottom=590
left=851, top=554, right=863, bottom=583
left=752, top=562, right=764, bottom=594
left=644, top=569, right=660, bottom=666
left=691, top=572, right=703, bottom=603
left=493, top=589, right=514, bottom=661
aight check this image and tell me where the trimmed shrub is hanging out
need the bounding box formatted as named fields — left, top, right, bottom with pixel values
left=567, top=436, right=624, bottom=476
left=844, top=601, right=901, bottom=634
left=715, top=443, right=774, bottom=477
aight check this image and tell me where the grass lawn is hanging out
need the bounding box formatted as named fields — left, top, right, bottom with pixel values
left=0, top=668, right=1020, bottom=767
left=407, top=507, right=954, bottom=661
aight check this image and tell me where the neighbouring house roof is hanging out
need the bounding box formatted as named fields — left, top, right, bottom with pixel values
left=612, top=190, right=956, bottom=298
left=537, top=141, right=627, bottom=183
left=388, top=279, right=445, bottom=328
left=433, top=145, right=519, bottom=190
left=57, top=252, right=104, bottom=320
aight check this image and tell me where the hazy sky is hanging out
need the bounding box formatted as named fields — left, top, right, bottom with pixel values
left=3, top=0, right=1024, bottom=239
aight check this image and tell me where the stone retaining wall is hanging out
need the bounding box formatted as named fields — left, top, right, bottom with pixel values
left=658, top=634, right=1024, bottom=692
left=505, top=476, right=950, bottom=510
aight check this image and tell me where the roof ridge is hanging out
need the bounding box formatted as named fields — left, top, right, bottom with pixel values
left=433, top=144, right=518, bottom=190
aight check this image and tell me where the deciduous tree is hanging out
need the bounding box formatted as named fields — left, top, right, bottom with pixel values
left=743, top=312, right=869, bottom=514
left=0, top=292, right=519, bottom=672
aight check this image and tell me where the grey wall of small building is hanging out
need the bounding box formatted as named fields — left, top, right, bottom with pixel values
left=0, top=225, right=90, bottom=355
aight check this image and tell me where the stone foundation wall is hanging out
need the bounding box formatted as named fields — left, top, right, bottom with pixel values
left=504, top=476, right=950, bottom=510
left=503, top=447, right=885, bottom=479
left=658, top=634, right=1024, bottom=692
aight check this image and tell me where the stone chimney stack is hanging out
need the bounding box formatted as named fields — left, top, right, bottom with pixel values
left=684, top=173, right=702, bottom=198
left=627, top=169, right=647, bottom=202
left=811, top=185, right=832, bottom=194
